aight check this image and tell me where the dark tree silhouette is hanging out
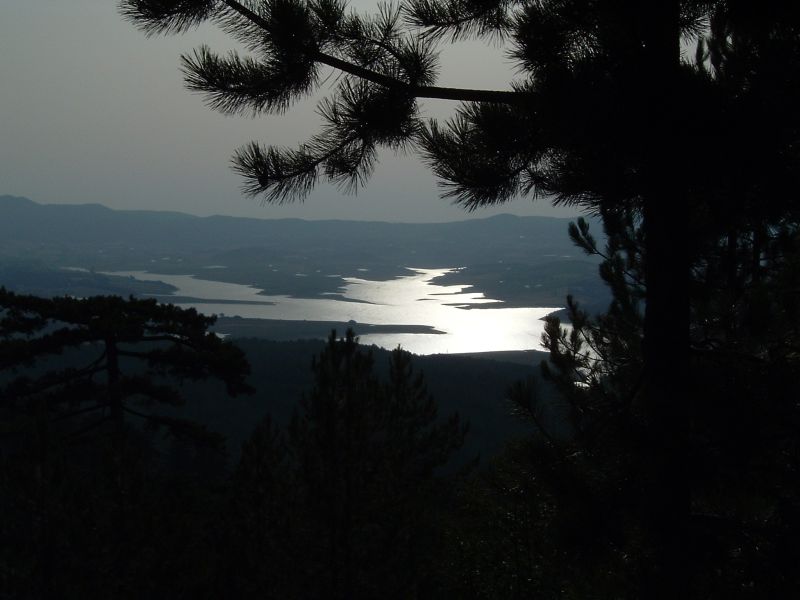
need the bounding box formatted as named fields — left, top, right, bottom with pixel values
left=470, top=213, right=650, bottom=597
left=0, top=289, right=252, bottom=443
left=477, top=211, right=800, bottom=597
left=0, top=290, right=253, bottom=596
left=118, top=1, right=800, bottom=595
left=227, top=330, right=465, bottom=598
left=688, top=217, right=800, bottom=595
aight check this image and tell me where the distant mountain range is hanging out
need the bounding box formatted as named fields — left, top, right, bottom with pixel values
left=0, top=194, right=585, bottom=258
left=0, top=194, right=608, bottom=311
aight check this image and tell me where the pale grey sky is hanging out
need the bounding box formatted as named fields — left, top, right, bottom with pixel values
left=0, top=0, right=579, bottom=222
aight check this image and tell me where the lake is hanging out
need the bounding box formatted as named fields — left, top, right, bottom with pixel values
left=109, top=268, right=560, bottom=355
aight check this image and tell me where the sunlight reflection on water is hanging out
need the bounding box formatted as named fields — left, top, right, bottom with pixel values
left=109, top=268, right=560, bottom=355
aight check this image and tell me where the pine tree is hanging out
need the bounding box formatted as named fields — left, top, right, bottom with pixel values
left=228, top=330, right=465, bottom=598
left=688, top=218, right=800, bottom=595
left=0, top=289, right=252, bottom=444
left=118, top=1, right=800, bottom=594
left=0, top=289, right=253, bottom=596
left=490, top=211, right=800, bottom=596
left=482, top=213, right=648, bottom=597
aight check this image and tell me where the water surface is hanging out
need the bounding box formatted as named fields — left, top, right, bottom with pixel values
left=110, top=268, right=559, bottom=355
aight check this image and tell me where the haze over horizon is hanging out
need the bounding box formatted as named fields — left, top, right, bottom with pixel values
left=0, top=1, right=581, bottom=223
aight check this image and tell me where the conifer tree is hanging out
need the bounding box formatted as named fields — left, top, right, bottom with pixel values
left=0, top=289, right=253, bottom=596
left=0, top=289, right=252, bottom=443
left=118, top=1, right=800, bottom=594
left=689, top=217, right=800, bottom=595
left=229, top=330, right=465, bottom=598
left=491, top=212, right=800, bottom=596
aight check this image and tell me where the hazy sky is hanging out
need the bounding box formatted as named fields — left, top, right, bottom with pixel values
left=0, top=0, right=579, bottom=222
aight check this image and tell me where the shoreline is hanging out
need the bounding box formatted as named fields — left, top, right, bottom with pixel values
left=213, top=316, right=446, bottom=341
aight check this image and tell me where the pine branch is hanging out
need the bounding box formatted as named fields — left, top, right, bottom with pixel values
left=120, top=0, right=218, bottom=35
left=220, top=0, right=523, bottom=104
left=418, top=101, right=536, bottom=207
left=317, top=50, right=519, bottom=102
left=123, top=405, right=226, bottom=448
left=232, top=135, right=358, bottom=202
left=507, top=376, right=562, bottom=448
left=181, top=45, right=318, bottom=115
left=325, top=14, right=440, bottom=87
left=402, top=0, right=514, bottom=41
left=4, top=364, right=108, bottom=400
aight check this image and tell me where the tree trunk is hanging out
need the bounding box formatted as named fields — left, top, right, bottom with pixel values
left=35, top=397, right=56, bottom=598
left=640, top=2, right=689, bottom=597
left=106, top=337, right=128, bottom=590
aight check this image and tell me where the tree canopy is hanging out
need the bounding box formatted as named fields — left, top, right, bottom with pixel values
left=117, top=1, right=797, bottom=218
left=0, top=290, right=254, bottom=596
left=226, top=330, right=466, bottom=598
left=117, top=1, right=800, bottom=596
left=0, top=289, right=252, bottom=444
